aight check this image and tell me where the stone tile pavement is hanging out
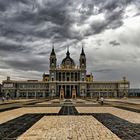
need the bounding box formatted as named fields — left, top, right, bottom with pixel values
left=105, top=98, right=140, bottom=105
left=0, top=107, right=61, bottom=124
left=76, top=107, right=140, bottom=123
left=18, top=116, right=120, bottom=140
left=0, top=99, right=35, bottom=105
left=0, top=99, right=140, bottom=140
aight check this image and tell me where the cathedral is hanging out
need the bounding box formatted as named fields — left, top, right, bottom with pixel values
left=1, top=47, right=130, bottom=99
left=45, top=46, right=88, bottom=98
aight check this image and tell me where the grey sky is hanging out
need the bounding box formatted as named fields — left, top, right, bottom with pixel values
left=0, top=0, right=140, bottom=87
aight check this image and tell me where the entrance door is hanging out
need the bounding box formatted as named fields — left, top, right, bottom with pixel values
left=65, top=85, right=71, bottom=98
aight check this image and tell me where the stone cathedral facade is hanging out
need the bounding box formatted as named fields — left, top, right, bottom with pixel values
left=1, top=47, right=130, bottom=98
left=47, top=47, right=87, bottom=98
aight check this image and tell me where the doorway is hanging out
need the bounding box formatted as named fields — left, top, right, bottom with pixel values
left=65, top=85, right=71, bottom=98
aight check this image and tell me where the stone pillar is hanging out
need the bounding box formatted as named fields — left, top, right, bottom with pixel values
left=61, top=72, right=63, bottom=81
left=26, top=91, right=28, bottom=99
left=99, top=91, right=100, bottom=98
left=107, top=90, right=109, bottom=98
left=35, top=91, right=37, bottom=99
left=43, top=91, right=45, bottom=98
left=16, top=90, right=19, bottom=99
left=65, top=85, right=66, bottom=97
left=70, top=85, right=71, bottom=97
left=114, top=90, right=117, bottom=98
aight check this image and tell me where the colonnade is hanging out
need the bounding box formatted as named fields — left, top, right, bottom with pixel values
left=18, top=91, right=47, bottom=98
left=56, top=72, right=81, bottom=81
left=89, top=90, right=117, bottom=98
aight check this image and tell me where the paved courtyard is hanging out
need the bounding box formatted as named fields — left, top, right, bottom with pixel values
left=0, top=98, right=139, bottom=140
left=18, top=116, right=120, bottom=140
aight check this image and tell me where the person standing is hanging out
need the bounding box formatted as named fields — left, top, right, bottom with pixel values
left=2, top=96, right=5, bottom=102
left=100, top=96, right=104, bottom=105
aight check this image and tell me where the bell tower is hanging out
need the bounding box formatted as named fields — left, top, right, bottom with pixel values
left=50, top=45, right=57, bottom=69
left=79, top=46, right=86, bottom=69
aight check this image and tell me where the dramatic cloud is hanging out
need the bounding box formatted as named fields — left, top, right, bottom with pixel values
left=109, top=40, right=120, bottom=47
left=0, top=0, right=140, bottom=87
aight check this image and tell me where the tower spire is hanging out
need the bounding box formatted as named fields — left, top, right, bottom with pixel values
left=66, top=46, right=70, bottom=56
left=81, top=44, right=85, bottom=56
left=51, top=44, right=55, bottom=55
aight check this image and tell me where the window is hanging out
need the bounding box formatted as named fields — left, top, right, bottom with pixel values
left=67, top=77, right=69, bottom=81
left=82, top=59, right=85, bottom=64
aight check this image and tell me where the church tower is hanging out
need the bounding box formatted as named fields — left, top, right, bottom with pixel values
left=79, top=46, right=86, bottom=69
left=50, top=45, right=57, bottom=69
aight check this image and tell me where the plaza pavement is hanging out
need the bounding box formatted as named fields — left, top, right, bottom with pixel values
left=0, top=107, right=61, bottom=124
left=0, top=98, right=139, bottom=140
left=76, top=107, right=140, bottom=123
left=0, top=99, right=35, bottom=105
left=18, top=116, right=120, bottom=140
left=105, top=98, right=140, bottom=105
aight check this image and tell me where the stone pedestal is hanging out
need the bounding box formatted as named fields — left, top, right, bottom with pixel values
left=72, top=86, right=76, bottom=99
left=60, top=86, right=64, bottom=100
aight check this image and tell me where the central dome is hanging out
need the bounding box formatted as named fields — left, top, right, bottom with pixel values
left=61, top=48, right=75, bottom=69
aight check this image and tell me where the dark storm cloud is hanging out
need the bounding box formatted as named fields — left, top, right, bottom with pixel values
left=0, top=0, right=139, bottom=43
left=0, top=3, right=6, bottom=11
left=4, top=58, right=48, bottom=71
left=109, top=40, right=120, bottom=47
left=0, top=42, right=25, bottom=52
left=0, top=0, right=140, bottom=86
left=88, top=0, right=134, bottom=35
left=0, top=0, right=136, bottom=41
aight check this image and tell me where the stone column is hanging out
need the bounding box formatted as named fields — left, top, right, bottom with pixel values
left=43, top=91, right=45, bottom=98
left=35, top=91, right=37, bottom=99
left=70, top=85, right=71, bottom=97
left=61, top=72, right=63, bottom=81
left=16, top=90, right=19, bottom=99
left=26, top=91, right=28, bottom=99
left=58, top=72, right=59, bottom=81
left=65, top=85, right=67, bottom=96
left=99, top=90, right=100, bottom=98
left=107, top=90, right=109, bottom=98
